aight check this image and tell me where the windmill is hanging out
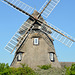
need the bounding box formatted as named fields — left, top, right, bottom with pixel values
left=0, top=0, right=75, bottom=68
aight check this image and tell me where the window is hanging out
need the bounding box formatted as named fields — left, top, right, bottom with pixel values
left=34, top=38, right=39, bottom=45
left=17, top=53, right=22, bottom=61
left=49, top=52, right=54, bottom=62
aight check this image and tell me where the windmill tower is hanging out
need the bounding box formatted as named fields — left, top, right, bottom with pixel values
left=0, top=0, right=75, bottom=68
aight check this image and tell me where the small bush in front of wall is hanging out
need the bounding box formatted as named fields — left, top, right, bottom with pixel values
left=38, top=64, right=51, bottom=70
left=0, top=63, right=37, bottom=75
left=65, top=64, right=75, bottom=75
left=65, top=66, right=71, bottom=75
left=70, top=64, right=75, bottom=75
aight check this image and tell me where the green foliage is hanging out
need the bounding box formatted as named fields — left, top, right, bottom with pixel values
left=65, top=66, right=71, bottom=75
left=0, top=63, right=37, bottom=75
left=38, top=64, right=51, bottom=70
left=65, top=64, right=75, bottom=75
left=70, top=64, right=75, bottom=71
left=0, top=63, right=9, bottom=72
left=70, top=64, right=75, bottom=75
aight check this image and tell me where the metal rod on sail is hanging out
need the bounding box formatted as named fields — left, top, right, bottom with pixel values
left=37, top=19, right=75, bottom=42
left=44, top=24, right=75, bottom=42
left=10, top=21, right=35, bottom=54
left=37, top=0, right=51, bottom=18
left=4, top=0, right=35, bottom=19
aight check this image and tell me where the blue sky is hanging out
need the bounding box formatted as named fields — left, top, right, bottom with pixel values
left=0, top=0, right=75, bottom=65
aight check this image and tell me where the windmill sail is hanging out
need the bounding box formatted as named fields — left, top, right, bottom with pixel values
left=1, top=0, right=34, bottom=15
left=40, top=21, right=75, bottom=47
left=5, top=22, right=32, bottom=54
left=39, top=0, right=60, bottom=18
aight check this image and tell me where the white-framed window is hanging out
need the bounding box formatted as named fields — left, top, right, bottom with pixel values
left=33, top=38, right=39, bottom=45
left=49, top=52, right=54, bottom=62
left=17, top=53, right=22, bottom=61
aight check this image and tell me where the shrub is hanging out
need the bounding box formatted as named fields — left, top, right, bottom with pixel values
left=70, top=64, right=75, bottom=71
left=65, top=66, right=71, bottom=75
left=70, top=64, right=75, bottom=75
left=65, top=64, right=75, bottom=75
left=38, top=64, right=51, bottom=70
left=0, top=63, right=37, bottom=75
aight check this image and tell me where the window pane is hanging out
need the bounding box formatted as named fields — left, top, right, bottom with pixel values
left=34, top=38, right=38, bottom=45
left=17, top=53, right=22, bottom=61
left=50, top=53, right=54, bottom=61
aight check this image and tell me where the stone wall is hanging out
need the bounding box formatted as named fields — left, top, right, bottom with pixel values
left=60, top=62, right=75, bottom=68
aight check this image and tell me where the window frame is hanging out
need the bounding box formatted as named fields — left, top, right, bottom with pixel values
left=33, top=38, right=39, bottom=45
left=49, top=52, right=54, bottom=62
left=17, top=53, right=22, bottom=61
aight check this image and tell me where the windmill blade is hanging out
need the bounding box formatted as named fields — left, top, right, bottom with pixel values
left=37, top=0, right=51, bottom=18
left=39, top=0, right=60, bottom=18
left=0, top=0, right=34, bottom=16
left=5, top=22, right=33, bottom=54
left=40, top=21, right=75, bottom=48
